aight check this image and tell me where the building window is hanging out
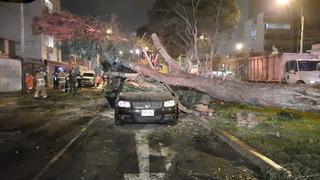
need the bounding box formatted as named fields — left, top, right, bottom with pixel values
left=47, top=36, right=54, bottom=48
left=45, top=0, right=53, bottom=13
left=0, top=38, right=5, bottom=54
left=8, top=41, right=17, bottom=58
left=265, top=23, right=291, bottom=30
left=250, top=27, right=256, bottom=41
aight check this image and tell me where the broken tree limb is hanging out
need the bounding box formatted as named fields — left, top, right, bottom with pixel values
left=151, top=34, right=182, bottom=72
left=130, top=34, right=320, bottom=112
left=161, top=83, right=193, bottom=113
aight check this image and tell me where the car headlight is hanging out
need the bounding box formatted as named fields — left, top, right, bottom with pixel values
left=164, top=100, right=175, bottom=107
left=118, top=101, right=131, bottom=108
left=310, top=81, right=315, bottom=84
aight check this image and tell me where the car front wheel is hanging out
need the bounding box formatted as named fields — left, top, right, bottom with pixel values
left=114, top=120, right=123, bottom=126
left=114, top=111, right=123, bottom=126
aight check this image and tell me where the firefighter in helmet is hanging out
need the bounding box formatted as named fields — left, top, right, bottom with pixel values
left=34, top=68, right=48, bottom=99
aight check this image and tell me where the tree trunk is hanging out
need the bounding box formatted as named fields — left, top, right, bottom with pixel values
left=129, top=34, right=320, bottom=112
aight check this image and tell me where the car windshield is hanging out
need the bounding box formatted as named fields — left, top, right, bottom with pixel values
left=122, top=81, right=165, bottom=93
left=82, top=73, right=94, bottom=77
left=298, top=61, right=320, bottom=71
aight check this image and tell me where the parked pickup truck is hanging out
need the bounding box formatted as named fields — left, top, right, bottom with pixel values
left=79, top=72, right=95, bottom=87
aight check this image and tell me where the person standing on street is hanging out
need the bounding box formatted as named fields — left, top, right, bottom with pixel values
left=58, top=70, right=66, bottom=91
left=68, top=69, right=77, bottom=95
left=77, top=74, right=82, bottom=90
left=34, top=68, right=48, bottom=99
left=53, top=71, right=59, bottom=89
left=25, top=73, right=34, bottom=93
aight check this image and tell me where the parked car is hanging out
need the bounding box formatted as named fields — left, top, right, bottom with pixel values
left=79, top=72, right=95, bottom=87
left=205, top=70, right=233, bottom=79
left=105, top=79, right=178, bottom=126
left=103, top=76, right=126, bottom=107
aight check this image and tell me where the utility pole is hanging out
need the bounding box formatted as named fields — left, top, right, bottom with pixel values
left=299, top=0, right=304, bottom=53
left=20, top=3, right=27, bottom=94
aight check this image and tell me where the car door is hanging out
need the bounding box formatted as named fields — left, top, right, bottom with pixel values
left=285, top=60, right=299, bottom=84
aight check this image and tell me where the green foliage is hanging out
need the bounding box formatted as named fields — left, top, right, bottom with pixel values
left=141, top=0, right=240, bottom=57
left=210, top=102, right=320, bottom=178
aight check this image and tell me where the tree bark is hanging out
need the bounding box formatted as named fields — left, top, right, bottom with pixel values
left=129, top=34, right=320, bottom=112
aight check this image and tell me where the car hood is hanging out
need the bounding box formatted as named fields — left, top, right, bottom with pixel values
left=118, top=91, right=173, bottom=102
left=82, top=76, right=94, bottom=80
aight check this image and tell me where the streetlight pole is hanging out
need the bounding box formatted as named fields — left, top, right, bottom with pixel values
left=20, top=3, right=27, bottom=94
left=299, top=0, right=304, bottom=53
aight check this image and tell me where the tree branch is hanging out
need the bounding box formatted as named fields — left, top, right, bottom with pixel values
left=151, top=33, right=182, bottom=72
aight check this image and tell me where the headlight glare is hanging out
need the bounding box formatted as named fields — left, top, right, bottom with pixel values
left=164, top=100, right=175, bottom=107
left=118, top=101, right=131, bottom=108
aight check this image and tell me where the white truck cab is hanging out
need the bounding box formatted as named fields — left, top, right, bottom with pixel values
left=284, top=59, right=320, bottom=84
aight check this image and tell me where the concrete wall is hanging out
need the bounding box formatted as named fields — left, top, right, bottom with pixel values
left=255, top=13, right=265, bottom=53
left=244, top=13, right=266, bottom=53
left=0, top=0, right=61, bottom=61
left=0, top=58, right=22, bottom=92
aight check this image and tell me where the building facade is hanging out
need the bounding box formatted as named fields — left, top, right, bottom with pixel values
left=0, top=0, right=62, bottom=91
left=0, top=0, right=61, bottom=63
left=244, top=12, right=295, bottom=54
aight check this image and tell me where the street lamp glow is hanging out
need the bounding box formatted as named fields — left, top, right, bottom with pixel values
left=236, top=43, right=243, bottom=51
left=200, top=35, right=205, bottom=40
left=135, top=49, right=140, bottom=55
left=276, top=0, right=290, bottom=6
left=144, top=46, right=149, bottom=51
left=106, top=28, right=113, bottom=35
left=119, top=50, right=123, bottom=55
left=130, top=50, right=134, bottom=54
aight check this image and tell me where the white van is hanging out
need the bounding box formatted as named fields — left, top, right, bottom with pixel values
left=284, top=59, right=320, bottom=84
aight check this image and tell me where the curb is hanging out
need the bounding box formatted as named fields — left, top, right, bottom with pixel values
left=197, top=117, right=292, bottom=177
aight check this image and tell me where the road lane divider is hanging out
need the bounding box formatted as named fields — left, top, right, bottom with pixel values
left=124, top=130, right=165, bottom=180
left=32, top=117, right=98, bottom=180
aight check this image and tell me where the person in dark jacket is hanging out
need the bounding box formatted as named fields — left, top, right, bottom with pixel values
left=53, top=72, right=59, bottom=89
left=68, top=69, right=77, bottom=95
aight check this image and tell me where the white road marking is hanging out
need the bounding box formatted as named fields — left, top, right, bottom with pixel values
left=159, top=144, right=176, bottom=172
left=32, top=118, right=97, bottom=180
left=124, top=130, right=165, bottom=180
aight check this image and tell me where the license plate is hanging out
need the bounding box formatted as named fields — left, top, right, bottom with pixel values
left=141, top=110, right=154, bottom=117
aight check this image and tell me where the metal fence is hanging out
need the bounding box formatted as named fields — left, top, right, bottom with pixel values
left=0, top=58, right=21, bottom=92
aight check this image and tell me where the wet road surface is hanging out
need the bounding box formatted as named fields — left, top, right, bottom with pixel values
left=0, top=108, right=260, bottom=180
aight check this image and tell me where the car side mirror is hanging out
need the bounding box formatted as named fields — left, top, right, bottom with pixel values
left=171, top=93, right=176, bottom=97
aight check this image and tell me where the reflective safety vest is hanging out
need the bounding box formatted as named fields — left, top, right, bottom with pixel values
left=26, top=74, right=34, bottom=90
left=35, top=72, right=46, bottom=87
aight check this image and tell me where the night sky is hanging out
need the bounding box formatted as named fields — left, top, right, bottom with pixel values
left=61, top=0, right=155, bottom=33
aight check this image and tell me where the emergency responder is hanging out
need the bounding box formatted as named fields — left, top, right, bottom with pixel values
left=53, top=71, right=59, bottom=89
left=68, top=69, right=77, bottom=95
left=58, top=70, right=66, bottom=91
left=34, top=68, right=47, bottom=98
left=25, top=73, right=34, bottom=93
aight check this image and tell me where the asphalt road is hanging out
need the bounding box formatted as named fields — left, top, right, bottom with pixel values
left=0, top=87, right=261, bottom=180
left=0, top=105, right=261, bottom=180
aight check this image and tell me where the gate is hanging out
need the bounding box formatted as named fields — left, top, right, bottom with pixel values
left=0, top=58, right=22, bottom=92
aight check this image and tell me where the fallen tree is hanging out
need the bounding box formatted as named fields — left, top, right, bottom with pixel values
left=32, top=11, right=320, bottom=112
left=129, top=34, right=320, bottom=112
